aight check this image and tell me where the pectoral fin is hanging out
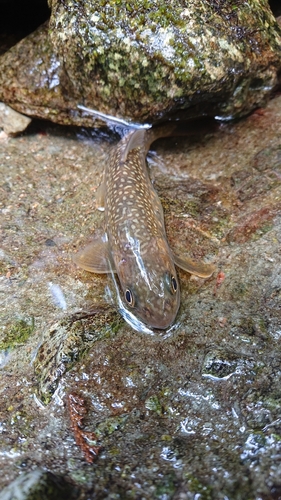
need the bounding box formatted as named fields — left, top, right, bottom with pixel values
left=173, top=252, right=216, bottom=278
left=73, top=233, right=115, bottom=274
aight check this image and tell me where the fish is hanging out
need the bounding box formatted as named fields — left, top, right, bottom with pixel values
left=73, top=108, right=216, bottom=330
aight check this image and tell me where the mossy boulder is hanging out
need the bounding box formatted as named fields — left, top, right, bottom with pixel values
left=0, top=0, right=281, bottom=126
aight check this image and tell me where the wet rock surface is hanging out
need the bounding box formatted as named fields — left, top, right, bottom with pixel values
left=0, top=93, right=281, bottom=498
left=0, top=1, right=281, bottom=126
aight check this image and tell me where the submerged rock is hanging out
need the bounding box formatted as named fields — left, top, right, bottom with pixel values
left=34, top=307, right=123, bottom=404
left=0, top=469, right=78, bottom=500
left=0, top=1, right=281, bottom=126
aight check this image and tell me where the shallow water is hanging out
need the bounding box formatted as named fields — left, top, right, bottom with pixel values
left=0, top=98, right=281, bottom=498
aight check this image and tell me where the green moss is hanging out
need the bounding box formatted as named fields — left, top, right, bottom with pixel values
left=185, top=474, right=213, bottom=500
left=230, top=281, right=249, bottom=300
left=252, top=221, right=274, bottom=240
left=0, top=318, right=35, bottom=350
left=238, top=317, right=256, bottom=336
left=210, top=211, right=231, bottom=239
left=264, top=396, right=281, bottom=411
left=145, top=395, right=163, bottom=415
left=258, top=318, right=267, bottom=333
left=271, top=433, right=281, bottom=442
left=160, top=195, right=201, bottom=218
left=155, top=472, right=177, bottom=498
left=95, top=414, right=128, bottom=438
left=9, top=410, right=35, bottom=438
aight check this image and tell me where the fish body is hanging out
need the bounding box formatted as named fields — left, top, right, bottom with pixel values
left=105, top=127, right=180, bottom=329
left=74, top=112, right=215, bottom=330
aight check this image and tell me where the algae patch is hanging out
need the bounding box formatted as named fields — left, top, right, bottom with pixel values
left=0, top=318, right=35, bottom=350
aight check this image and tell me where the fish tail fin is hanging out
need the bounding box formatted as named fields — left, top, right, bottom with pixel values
left=120, top=129, right=146, bottom=162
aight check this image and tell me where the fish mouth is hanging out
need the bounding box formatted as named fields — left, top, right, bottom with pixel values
left=118, top=299, right=179, bottom=332
left=141, top=301, right=179, bottom=330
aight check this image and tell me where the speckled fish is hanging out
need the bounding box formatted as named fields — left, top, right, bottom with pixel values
left=73, top=110, right=215, bottom=330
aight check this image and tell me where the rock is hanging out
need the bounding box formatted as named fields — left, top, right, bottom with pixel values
left=0, top=103, right=31, bottom=135
left=0, top=469, right=78, bottom=500
left=0, top=1, right=281, bottom=126
left=1, top=89, right=281, bottom=500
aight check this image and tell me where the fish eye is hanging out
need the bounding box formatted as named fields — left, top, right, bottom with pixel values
left=171, top=275, right=178, bottom=294
left=165, top=272, right=178, bottom=294
left=125, top=288, right=135, bottom=307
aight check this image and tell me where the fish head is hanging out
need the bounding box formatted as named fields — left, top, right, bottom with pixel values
left=115, top=238, right=180, bottom=329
